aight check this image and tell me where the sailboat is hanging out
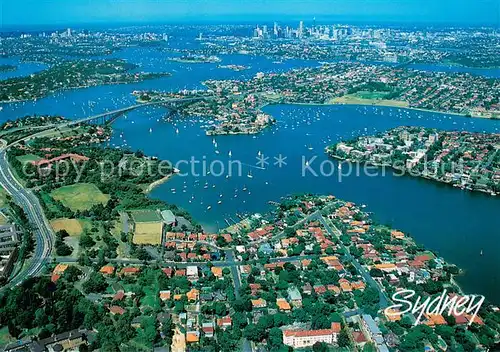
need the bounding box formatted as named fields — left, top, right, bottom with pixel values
left=247, top=171, right=253, bottom=178
left=228, top=150, right=232, bottom=157
left=176, top=128, right=179, bottom=134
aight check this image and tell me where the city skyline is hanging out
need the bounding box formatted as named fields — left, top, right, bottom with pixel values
left=2, top=0, right=499, bottom=27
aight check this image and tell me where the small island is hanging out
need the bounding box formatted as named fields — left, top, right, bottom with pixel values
left=217, top=64, right=249, bottom=71
left=327, top=126, right=500, bottom=195
left=168, top=55, right=221, bottom=64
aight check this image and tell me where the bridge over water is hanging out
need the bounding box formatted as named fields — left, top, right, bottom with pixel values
left=3, top=96, right=211, bottom=146
left=62, top=96, right=210, bottom=126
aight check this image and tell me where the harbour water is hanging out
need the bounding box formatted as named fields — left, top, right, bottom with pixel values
left=0, top=43, right=499, bottom=304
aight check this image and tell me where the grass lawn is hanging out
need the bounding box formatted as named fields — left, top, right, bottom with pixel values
left=51, top=183, right=110, bottom=211
left=132, top=230, right=162, bottom=245
left=141, top=285, right=161, bottom=310
left=16, top=154, right=42, bottom=164
left=329, top=93, right=409, bottom=108
left=354, top=90, right=391, bottom=100
left=0, top=188, right=10, bottom=225
left=0, top=186, right=8, bottom=208
left=0, top=213, right=9, bottom=225
left=131, top=210, right=163, bottom=223
left=50, top=218, right=86, bottom=237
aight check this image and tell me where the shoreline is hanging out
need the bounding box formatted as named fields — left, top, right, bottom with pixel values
left=279, top=100, right=499, bottom=120
left=254, top=96, right=500, bottom=121
left=326, top=152, right=498, bottom=197
left=144, top=168, right=179, bottom=194
left=0, top=74, right=172, bottom=105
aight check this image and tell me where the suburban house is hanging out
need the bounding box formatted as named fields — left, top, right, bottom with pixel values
left=186, top=266, right=199, bottom=281
left=0, top=224, right=20, bottom=279
left=31, top=153, right=89, bottom=169
left=282, top=322, right=341, bottom=349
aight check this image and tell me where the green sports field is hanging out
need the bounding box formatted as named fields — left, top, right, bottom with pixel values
left=51, top=183, right=110, bottom=211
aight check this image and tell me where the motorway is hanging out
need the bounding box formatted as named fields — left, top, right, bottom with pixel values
left=0, top=149, right=53, bottom=287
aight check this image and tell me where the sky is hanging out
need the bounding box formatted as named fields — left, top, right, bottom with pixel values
left=1, top=0, right=499, bottom=28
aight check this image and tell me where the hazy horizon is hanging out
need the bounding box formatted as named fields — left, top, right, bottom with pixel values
left=2, top=0, right=499, bottom=28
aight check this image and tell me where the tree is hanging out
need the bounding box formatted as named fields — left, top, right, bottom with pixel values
left=62, top=266, right=82, bottom=282
left=338, top=328, right=351, bottom=348
left=244, top=324, right=265, bottom=342
left=313, top=342, right=329, bottom=352
left=79, top=233, right=96, bottom=248
left=141, top=316, right=159, bottom=346
left=369, top=268, right=384, bottom=278
left=268, top=327, right=284, bottom=351
left=233, top=298, right=252, bottom=312
left=82, top=272, right=108, bottom=293
left=362, top=342, right=377, bottom=352
left=55, top=230, right=73, bottom=256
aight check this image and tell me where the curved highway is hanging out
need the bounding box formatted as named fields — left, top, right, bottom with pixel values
left=0, top=149, right=54, bottom=286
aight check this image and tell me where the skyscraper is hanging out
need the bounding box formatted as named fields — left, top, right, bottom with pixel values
left=262, top=25, right=269, bottom=39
